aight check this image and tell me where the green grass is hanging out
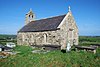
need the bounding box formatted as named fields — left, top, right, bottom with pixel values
left=0, top=34, right=16, bottom=45
left=79, top=36, right=100, bottom=42
left=79, top=36, right=100, bottom=46
left=0, top=36, right=100, bottom=67
left=0, top=45, right=100, bottom=67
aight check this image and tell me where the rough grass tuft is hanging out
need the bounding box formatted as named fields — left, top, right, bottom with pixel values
left=0, top=45, right=100, bottom=67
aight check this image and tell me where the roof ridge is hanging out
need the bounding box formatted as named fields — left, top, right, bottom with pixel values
left=31, top=14, right=66, bottom=22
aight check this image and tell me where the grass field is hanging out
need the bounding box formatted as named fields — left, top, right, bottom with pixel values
left=0, top=45, right=100, bottom=67
left=0, top=34, right=16, bottom=45
left=0, top=35, right=100, bottom=67
left=79, top=36, right=100, bottom=46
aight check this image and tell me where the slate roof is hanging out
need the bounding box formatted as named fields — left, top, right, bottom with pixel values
left=18, top=14, right=66, bottom=32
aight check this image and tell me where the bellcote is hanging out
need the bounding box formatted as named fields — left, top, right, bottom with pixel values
left=25, top=9, right=35, bottom=25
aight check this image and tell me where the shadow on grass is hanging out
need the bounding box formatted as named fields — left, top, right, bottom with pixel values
left=61, top=50, right=66, bottom=53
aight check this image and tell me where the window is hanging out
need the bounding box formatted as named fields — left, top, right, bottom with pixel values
left=32, top=15, right=33, bottom=18
left=29, top=15, right=30, bottom=17
left=43, top=33, right=47, bottom=44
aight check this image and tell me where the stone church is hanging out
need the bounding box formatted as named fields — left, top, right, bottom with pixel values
left=17, top=7, right=78, bottom=49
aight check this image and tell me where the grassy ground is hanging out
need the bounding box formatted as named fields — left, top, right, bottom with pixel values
left=0, top=36, right=100, bottom=67
left=0, top=34, right=16, bottom=45
left=0, top=45, right=100, bottom=67
left=79, top=36, right=100, bottom=46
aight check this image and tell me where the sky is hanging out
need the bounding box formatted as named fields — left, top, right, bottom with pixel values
left=0, top=0, right=100, bottom=36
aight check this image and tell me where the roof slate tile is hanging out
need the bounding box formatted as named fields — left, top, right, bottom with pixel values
left=18, top=14, right=66, bottom=32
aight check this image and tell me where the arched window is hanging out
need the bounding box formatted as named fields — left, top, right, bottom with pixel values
left=32, top=15, right=33, bottom=18
left=43, top=33, right=47, bottom=44
left=29, top=15, right=30, bottom=17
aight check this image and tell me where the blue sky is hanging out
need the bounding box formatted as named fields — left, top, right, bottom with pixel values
left=0, top=0, right=100, bottom=36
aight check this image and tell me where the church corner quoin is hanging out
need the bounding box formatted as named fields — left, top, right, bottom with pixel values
left=17, top=8, right=78, bottom=50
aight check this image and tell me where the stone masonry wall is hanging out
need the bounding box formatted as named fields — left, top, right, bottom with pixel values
left=17, top=30, right=64, bottom=47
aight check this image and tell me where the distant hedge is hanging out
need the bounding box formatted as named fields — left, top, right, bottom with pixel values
left=79, top=36, right=100, bottom=42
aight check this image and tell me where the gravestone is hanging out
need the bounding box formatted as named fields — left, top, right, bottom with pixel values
left=66, top=42, right=71, bottom=52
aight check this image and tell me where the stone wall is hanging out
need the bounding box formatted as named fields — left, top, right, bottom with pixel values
left=57, top=13, right=78, bottom=49
left=17, top=30, right=64, bottom=46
